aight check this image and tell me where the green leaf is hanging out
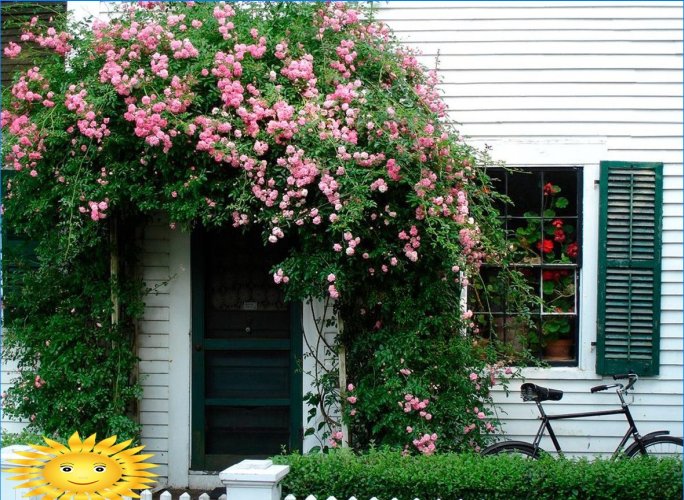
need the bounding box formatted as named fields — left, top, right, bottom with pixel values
left=555, top=197, right=569, bottom=209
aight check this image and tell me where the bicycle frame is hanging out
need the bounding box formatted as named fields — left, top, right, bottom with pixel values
left=529, top=389, right=645, bottom=458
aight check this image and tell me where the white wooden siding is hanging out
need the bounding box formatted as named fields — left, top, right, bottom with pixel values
left=0, top=359, right=26, bottom=434
left=139, top=214, right=172, bottom=483
left=377, top=0, right=683, bottom=457
left=302, top=298, right=341, bottom=453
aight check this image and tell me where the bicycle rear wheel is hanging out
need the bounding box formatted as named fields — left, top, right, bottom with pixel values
left=481, top=441, right=541, bottom=459
left=626, top=436, right=683, bottom=458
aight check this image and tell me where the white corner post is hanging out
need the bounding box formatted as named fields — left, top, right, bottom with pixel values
left=219, top=460, right=290, bottom=500
left=1, top=446, right=42, bottom=500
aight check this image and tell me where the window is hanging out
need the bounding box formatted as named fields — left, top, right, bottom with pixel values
left=471, top=167, right=582, bottom=365
left=596, top=161, right=663, bottom=376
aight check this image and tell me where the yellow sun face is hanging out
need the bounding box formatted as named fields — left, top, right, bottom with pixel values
left=7, top=432, right=157, bottom=500
left=43, top=452, right=123, bottom=493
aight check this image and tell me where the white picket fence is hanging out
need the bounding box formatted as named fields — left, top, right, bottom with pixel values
left=138, top=492, right=226, bottom=500
left=139, top=492, right=424, bottom=500
left=140, top=494, right=420, bottom=500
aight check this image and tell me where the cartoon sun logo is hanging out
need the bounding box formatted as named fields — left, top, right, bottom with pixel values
left=7, top=432, right=157, bottom=500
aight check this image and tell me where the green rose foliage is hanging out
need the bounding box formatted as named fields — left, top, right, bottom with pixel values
left=2, top=1, right=525, bottom=450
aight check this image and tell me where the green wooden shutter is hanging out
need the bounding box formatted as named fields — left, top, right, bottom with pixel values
left=596, top=161, right=663, bottom=376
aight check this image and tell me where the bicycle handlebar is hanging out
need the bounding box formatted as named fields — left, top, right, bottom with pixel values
left=613, top=372, right=638, bottom=390
left=591, top=373, right=638, bottom=394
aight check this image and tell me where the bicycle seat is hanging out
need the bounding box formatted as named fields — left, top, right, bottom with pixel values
left=521, top=383, right=563, bottom=402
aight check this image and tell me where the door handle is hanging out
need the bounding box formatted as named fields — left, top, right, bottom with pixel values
left=245, top=326, right=251, bottom=334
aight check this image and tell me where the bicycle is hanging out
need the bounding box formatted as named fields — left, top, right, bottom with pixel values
left=481, top=373, right=683, bottom=458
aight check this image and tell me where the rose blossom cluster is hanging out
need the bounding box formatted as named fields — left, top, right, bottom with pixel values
left=345, top=383, right=357, bottom=416
left=79, top=200, right=109, bottom=221
left=20, top=20, right=73, bottom=56
left=124, top=97, right=174, bottom=151
left=398, top=226, right=421, bottom=262
left=412, top=432, right=438, bottom=455
left=2, top=112, right=45, bottom=175
left=330, top=39, right=357, bottom=78
left=65, top=85, right=111, bottom=143
left=4, top=42, right=21, bottom=58
left=213, top=2, right=236, bottom=40
left=328, top=430, right=344, bottom=448
left=3, top=1, right=488, bottom=313
left=10, top=67, right=50, bottom=106
left=317, top=2, right=360, bottom=38
left=327, top=273, right=339, bottom=299
left=400, top=393, right=433, bottom=421
left=281, top=55, right=318, bottom=98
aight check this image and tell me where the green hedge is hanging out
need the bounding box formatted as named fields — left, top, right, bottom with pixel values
left=273, top=450, right=683, bottom=500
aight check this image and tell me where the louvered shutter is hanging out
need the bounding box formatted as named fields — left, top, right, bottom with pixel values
left=596, top=162, right=663, bottom=376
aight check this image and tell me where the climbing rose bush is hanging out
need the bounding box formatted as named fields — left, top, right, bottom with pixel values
left=2, top=2, right=524, bottom=451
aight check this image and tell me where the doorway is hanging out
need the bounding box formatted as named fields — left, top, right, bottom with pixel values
left=191, top=228, right=302, bottom=470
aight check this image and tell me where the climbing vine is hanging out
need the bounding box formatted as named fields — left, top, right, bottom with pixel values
left=2, top=2, right=529, bottom=451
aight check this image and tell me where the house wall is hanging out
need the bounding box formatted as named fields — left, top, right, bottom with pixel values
left=375, top=0, right=683, bottom=456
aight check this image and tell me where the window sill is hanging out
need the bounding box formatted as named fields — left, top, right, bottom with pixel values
left=518, top=366, right=602, bottom=381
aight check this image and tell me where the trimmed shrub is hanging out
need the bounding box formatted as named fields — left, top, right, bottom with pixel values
left=274, top=450, right=683, bottom=500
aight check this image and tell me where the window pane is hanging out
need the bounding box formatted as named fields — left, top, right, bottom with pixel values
left=487, top=168, right=507, bottom=216
left=542, top=268, right=576, bottom=313
left=469, top=268, right=505, bottom=313
left=509, top=217, right=542, bottom=264
left=508, top=170, right=542, bottom=216
left=542, top=217, right=579, bottom=264
left=541, top=317, right=576, bottom=362
left=205, top=406, right=289, bottom=455
left=205, top=350, right=290, bottom=399
left=543, top=170, right=578, bottom=217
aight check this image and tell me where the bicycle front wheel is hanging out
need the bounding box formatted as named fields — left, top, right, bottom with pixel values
left=626, top=436, right=683, bottom=458
left=481, top=441, right=542, bottom=459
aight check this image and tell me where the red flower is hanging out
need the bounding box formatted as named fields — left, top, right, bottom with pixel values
left=544, top=183, right=560, bottom=196
left=553, top=229, right=566, bottom=243
left=567, top=242, right=579, bottom=258
left=542, top=270, right=556, bottom=281
left=551, top=219, right=564, bottom=228
left=537, top=239, right=554, bottom=254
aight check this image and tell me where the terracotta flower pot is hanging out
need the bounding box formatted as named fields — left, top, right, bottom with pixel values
left=543, top=338, right=573, bottom=361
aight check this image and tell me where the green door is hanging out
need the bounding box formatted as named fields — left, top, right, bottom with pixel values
left=191, top=228, right=302, bottom=470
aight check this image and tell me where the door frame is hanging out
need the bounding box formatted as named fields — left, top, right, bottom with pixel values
left=190, top=229, right=302, bottom=470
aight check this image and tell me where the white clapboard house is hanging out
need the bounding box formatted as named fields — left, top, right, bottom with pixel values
left=1, top=1, right=682, bottom=489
